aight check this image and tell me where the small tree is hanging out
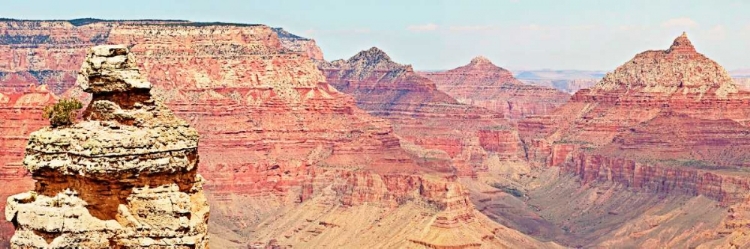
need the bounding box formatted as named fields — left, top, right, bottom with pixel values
left=43, top=98, right=83, bottom=127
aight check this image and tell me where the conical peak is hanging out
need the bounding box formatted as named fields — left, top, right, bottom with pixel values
left=350, top=47, right=393, bottom=63
left=470, top=56, right=493, bottom=65
left=667, top=32, right=696, bottom=54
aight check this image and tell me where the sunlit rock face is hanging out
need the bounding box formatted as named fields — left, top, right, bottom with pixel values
left=421, top=56, right=570, bottom=119
left=5, top=45, right=210, bottom=249
left=519, top=33, right=750, bottom=211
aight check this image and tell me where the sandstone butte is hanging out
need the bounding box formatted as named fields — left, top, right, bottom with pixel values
left=518, top=32, right=750, bottom=247
left=0, top=19, right=560, bottom=248
left=421, top=56, right=570, bottom=119
left=5, top=45, right=210, bottom=248
left=319, top=48, right=527, bottom=178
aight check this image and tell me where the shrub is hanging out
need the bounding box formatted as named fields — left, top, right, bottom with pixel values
left=43, top=98, right=83, bottom=127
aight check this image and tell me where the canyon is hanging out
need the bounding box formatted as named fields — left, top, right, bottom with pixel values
left=0, top=17, right=748, bottom=249
left=0, top=19, right=555, bottom=248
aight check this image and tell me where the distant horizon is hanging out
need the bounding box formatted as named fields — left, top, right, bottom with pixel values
left=1, top=0, right=749, bottom=71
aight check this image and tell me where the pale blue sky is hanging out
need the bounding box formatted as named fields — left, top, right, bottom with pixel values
left=2, top=0, right=749, bottom=70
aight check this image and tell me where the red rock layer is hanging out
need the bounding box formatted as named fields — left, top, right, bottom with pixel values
left=320, top=48, right=521, bottom=176
left=519, top=33, right=750, bottom=207
left=422, top=56, right=570, bottom=119
left=566, top=153, right=750, bottom=205
left=0, top=86, right=55, bottom=239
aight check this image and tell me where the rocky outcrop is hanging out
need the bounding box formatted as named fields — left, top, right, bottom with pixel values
left=422, top=56, right=570, bottom=119
left=5, top=45, right=209, bottom=248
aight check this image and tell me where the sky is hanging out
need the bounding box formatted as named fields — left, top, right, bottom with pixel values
left=2, top=0, right=749, bottom=71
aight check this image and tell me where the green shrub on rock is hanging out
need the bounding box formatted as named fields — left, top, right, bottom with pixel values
left=42, top=98, right=83, bottom=127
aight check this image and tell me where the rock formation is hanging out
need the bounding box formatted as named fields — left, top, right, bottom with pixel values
left=421, top=56, right=570, bottom=119
left=514, top=33, right=750, bottom=247
left=4, top=45, right=210, bottom=248
left=320, top=48, right=527, bottom=179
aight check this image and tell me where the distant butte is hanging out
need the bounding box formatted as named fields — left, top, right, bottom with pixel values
left=421, top=56, right=569, bottom=119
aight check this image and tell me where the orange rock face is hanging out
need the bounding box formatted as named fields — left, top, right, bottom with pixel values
left=422, top=57, right=570, bottom=119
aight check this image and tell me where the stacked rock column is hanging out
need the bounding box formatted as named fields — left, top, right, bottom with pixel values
left=4, top=45, right=209, bottom=248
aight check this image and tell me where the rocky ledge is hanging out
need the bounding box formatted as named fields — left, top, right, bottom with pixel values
left=4, top=45, right=209, bottom=248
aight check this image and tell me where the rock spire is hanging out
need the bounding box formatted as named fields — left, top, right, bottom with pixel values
left=5, top=45, right=210, bottom=248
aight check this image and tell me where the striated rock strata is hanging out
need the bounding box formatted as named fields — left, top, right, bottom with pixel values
left=422, top=56, right=570, bottom=119
left=5, top=45, right=210, bottom=248
left=515, top=33, right=750, bottom=247
left=320, top=48, right=520, bottom=177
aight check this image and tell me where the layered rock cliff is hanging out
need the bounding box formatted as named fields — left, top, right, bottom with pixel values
left=422, top=56, right=570, bottom=119
left=520, top=33, right=750, bottom=206
left=5, top=45, right=210, bottom=248
left=320, top=48, right=521, bottom=177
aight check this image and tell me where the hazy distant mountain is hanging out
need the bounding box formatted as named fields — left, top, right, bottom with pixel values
left=512, top=69, right=605, bottom=93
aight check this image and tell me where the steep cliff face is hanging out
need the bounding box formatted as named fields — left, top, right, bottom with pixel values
left=5, top=45, right=210, bottom=248
left=422, top=57, right=570, bottom=119
left=320, top=48, right=522, bottom=177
